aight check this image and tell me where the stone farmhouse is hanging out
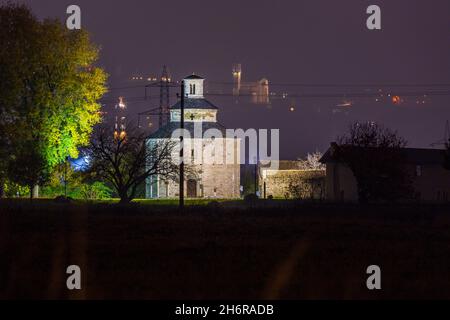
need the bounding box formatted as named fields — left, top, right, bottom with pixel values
left=320, top=143, right=450, bottom=202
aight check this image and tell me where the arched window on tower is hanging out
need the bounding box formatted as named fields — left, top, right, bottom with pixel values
left=192, top=84, right=196, bottom=95
left=189, top=84, right=193, bottom=95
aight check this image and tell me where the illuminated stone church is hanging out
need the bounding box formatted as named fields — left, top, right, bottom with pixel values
left=146, top=75, right=241, bottom=199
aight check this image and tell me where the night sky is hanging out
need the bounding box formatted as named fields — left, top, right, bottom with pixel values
left=21, top=0, right=450, bottom=159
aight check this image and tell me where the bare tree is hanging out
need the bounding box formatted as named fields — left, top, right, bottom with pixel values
left=337, top=122, right=412, bottom=203
left=298, top=151, right=325, bottom=170
left=86, top=124, right=178, bottom=203
left=339, top=122, right=407, bottom=149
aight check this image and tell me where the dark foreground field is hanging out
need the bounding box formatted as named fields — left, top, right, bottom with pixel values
left=1, top=200, right=450, bottom=299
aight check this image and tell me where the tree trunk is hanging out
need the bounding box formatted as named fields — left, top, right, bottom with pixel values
left=118, top=189, right=132, bottom=204
left=119, top=196, right=132, bottom=204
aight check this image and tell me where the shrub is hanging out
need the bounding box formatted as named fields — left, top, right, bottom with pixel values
left=3, top=181, right=30, bottom=198
left=80, top=182, right=112, bottom=200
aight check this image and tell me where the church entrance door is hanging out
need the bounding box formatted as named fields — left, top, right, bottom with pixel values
left=187, top=179, right=197, bottom=198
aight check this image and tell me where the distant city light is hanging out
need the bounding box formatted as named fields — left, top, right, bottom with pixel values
left=336, top=100, right=353, bottom=108
left=392, top=95, right=401, bottom=105
left=118, top=96, right=126, bottom=109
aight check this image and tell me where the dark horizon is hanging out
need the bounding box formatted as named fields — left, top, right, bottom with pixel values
left=20, top=0, right=450, bottom=159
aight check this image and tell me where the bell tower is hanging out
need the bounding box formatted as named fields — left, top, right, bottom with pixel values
left=183, top=74, right=204, bottom=99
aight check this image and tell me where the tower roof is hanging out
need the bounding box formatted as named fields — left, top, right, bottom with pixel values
left=148, top=121, right=226, bottom=139
left=170, top=98, right=218, bottom=110
left=184, top=74, right=204, bottom=80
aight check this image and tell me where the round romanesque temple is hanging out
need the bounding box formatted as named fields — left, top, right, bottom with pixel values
left=146, top=75, right=241, bottom=199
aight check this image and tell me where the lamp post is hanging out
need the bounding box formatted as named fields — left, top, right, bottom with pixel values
left=254, top=156, right=259, bottom=197
left=179, top=81, right=185, bottom=209
left=64, top=158, right=68, bottom=197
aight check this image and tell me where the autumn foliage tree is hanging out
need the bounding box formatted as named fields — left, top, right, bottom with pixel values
left=0, top=3, right=107, bottom=197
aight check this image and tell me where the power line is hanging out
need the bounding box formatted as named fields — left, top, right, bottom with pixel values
left=106, top=81, right=450, bottom=92
left=209, top=81, right=450, bottom=88
left=205, top=91, right=450, bottom=98
left=100, top=94, right=164, bottom=104
left=107, top=82, right=179, bottom=92
left=107, top=84, right=151, bottom=91
left=99, top=90, right=450, bottom=106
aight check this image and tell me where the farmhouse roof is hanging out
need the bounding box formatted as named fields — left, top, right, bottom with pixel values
left=320, top=143, right=447, bottom=165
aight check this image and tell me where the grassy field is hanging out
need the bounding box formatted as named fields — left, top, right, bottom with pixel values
left=1, top=199, right=450, bottom=299
left=17, top=198, right=229, bottom=206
